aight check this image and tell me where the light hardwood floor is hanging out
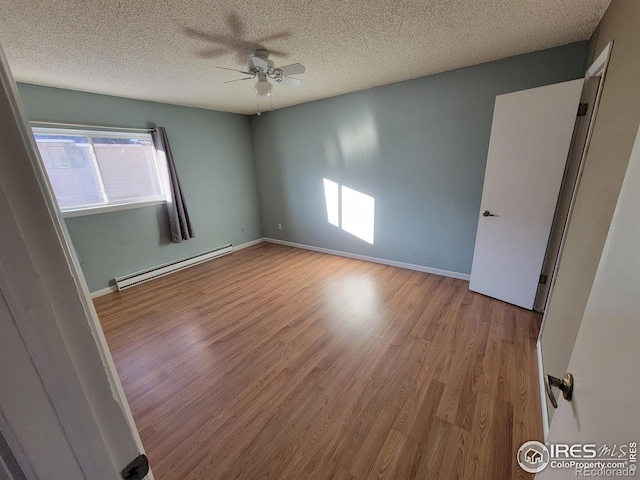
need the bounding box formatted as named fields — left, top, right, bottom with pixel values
left=95, top=243, right=543, bottom=479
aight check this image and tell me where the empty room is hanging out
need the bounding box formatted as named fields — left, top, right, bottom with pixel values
left=1, top=1, right=639, bottom=479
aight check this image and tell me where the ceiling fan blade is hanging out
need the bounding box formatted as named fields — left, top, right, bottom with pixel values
left=227, top=13, right=245, bottom=38
left=198, top=48, right=228, bottom=59
left=267, top=49, right=289, bottom=58
left=253, top=31, right=291, bottom=44
left=184, top=27, right=230, bottom=45
left=250, top=55, right=269, bottom=71
left=275, top=76, right=301, bottom=87
left=277, top=63, right=305, bottom=76
left=215, top=66, right=254, bottom=75
left=224, top=76, right=255, bottom=84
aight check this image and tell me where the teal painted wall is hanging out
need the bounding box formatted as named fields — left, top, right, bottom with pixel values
left=250, top=43, right=588, bottom=275
left=17, top=42, right=588, bottom=290
left=18, top=84, right=263, bottom=291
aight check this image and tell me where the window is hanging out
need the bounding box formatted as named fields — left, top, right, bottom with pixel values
left=32, top=128, right=169, bottom=215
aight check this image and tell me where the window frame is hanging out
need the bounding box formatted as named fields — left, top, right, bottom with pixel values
left=32, top=127, right=171, bottom=217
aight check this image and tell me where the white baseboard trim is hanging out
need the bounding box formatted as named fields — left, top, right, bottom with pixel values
left=264, top=238, right=470, bottom=281
left=233, top=238, right=265, bottom=251
left=90, top=285, right=117, bottom=299
left=90, top=237, right=468, bottom=297
left=90, top=238, right=265, bottom=298
left=537, top=339, right=550, bottom=439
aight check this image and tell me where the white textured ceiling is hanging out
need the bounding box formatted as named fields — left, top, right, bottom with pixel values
left=0, top=0, right=610, bottom=115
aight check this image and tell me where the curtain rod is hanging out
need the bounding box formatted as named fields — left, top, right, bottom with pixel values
left=29, top=120, right=155, bottom=133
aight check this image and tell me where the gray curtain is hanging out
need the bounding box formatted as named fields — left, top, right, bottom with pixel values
left=152, top=127, right=195, bottom=243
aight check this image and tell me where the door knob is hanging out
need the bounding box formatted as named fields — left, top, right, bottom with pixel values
left=482, top=210, right=497, bottom=217
left=545, top=373, right=574, bottom=408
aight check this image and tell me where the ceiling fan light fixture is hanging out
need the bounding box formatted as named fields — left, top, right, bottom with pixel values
left=254, top=78, right=272, bottom=98
left=218, top=50, right=304, bottom=100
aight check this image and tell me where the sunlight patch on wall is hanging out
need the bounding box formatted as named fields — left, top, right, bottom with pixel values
left=323, top=178, right=375, bottom=244
left=323, top=178, right=340, bottom=227
left=341, top=186, right=375, bottom=244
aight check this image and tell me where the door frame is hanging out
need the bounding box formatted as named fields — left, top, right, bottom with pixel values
left=0, top=45, right=152, bottom=479
left=535, top=41, right=615, bottom=314
left=537, top=123, right=640, bottom=480
left=536, top=41, right=613, bottom=439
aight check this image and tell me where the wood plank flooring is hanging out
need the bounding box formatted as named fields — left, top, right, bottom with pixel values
left=95, top=243, right=543, bottom=480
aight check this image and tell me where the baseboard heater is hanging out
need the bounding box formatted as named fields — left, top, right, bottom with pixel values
left=114, top=244, right=233, bottom=291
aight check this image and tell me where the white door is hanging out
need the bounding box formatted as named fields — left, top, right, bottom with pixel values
left=0, top=45, right=151, bottom=479
left=470, top=79, right=584, bottom=309
left=535, top=125, right=640, bottom=478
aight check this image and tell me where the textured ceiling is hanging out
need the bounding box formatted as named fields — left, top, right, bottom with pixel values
left=0, top=0, right=610, bottom=115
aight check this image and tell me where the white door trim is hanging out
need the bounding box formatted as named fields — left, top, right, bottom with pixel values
left=539, top=41, right=613, bottom=341
left=537, top=42, right=614, bottom=439
left=536, top=341, right=550, bottom=439
left=536, top=125, right=640, bottom=479
left=0, top=44, right=152, bottom=479
left=586, top=41, right=613, bottom=80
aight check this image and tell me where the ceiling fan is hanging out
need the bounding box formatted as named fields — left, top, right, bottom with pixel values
left=217, top=49, right=305, bottom=98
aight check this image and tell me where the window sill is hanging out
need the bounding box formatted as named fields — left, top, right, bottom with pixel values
left=61, top=200, right=166, bottom=218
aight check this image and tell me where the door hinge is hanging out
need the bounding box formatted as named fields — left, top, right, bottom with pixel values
left=539, top=274, right=548, bottom=285
left=121, top=454, right=149, bottom=480
left=577, top=103, right=589, bottom=116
